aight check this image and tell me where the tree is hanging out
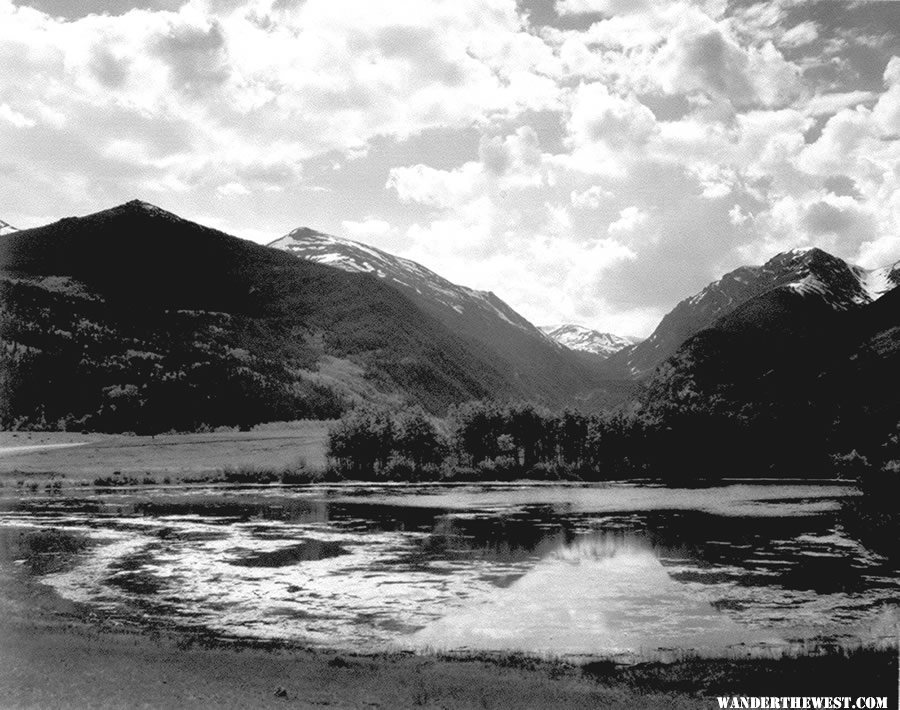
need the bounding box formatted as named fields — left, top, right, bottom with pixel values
left=506, top=403, right=552, bottom=469
left=395, top=407, right=445, bottom=468
left=450, top=400, right=505, bottom=466
left=558, top=409, right=588, bottom=468
left=327, top=406, right=395, bottom=477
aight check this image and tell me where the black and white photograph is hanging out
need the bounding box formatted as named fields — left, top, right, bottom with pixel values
left=0, top=0, right=898, bottom=707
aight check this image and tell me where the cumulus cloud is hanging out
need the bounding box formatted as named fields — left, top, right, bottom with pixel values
left=2, top=0, right=900, bottom=335
left=608, top=206, right=648, bottom=236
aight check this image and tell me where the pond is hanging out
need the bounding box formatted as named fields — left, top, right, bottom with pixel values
left=0, top=482, right=897, bottom=660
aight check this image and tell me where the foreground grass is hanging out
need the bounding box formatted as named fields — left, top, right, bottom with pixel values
left=1, top=615, right=896, bottom=710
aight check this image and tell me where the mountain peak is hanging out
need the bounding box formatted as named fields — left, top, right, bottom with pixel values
left=270, top=225, right=545, bottom=337
left=113, top=199, right=182, bottom=221
left=766, top=246, right=834, bottom=266
left=283, top=226, right=330, bottom=241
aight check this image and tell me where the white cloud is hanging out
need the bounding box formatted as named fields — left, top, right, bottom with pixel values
left=342, top=217, right=395, bottom=239
left=571, top=185, right=613, bottom=209
left=873, top=56, right=900, bottom=136
left=386, top=162, right=483, bottom=209
left=0, top=103, right=35, bottom=128
left=608, top=206, right=648, bottom=236
left=779, top=21, right=818, bottom=49
left=216, top=181, right=250, bottom=196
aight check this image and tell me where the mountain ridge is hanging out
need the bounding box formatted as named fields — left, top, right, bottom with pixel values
left=269, top=227, right=548, bottom=339
left=608, top=246, right=900, bottom=379
left=0, top=201, right=622, bottom=431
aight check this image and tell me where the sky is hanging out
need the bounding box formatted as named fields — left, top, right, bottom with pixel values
left=1, top=0, right=899, bottom=336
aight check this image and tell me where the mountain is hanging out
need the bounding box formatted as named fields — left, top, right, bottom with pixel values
left=0, top=202, right=616, bottom=432
left=539, top=324, right=639, bottom=359
left=270, top=228, right=540, bottom=335
left=637, top=250, right=900, bottom=475
left=270, top=227, right=627, bottom=409
left=642, top=247, right=900, bottom=437
left=0, top=218, right=17, bottom=236
left=610, top=247, right=900, bottom=379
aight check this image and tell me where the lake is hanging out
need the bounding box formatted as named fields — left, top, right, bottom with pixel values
left=1, top=482, right=897, bottom=660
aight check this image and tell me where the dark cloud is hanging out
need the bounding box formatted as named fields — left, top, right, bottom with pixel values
left=89, top=47, right=129, bottom=88
left=678, top=29, right=755, bottom=105
left=374, top=26, right=466, bottom=87
left=479, top=136, right=511, bottom=175
left=803, top=199, right=868, bottom=238
left=152, top=20, right=230, bottom=97
left=14, top=0, right=184, bottom=20
left=823, top=174, right=861, bottom=199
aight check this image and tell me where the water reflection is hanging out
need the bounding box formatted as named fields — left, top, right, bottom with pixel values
left=0, top=484, right=896, bottom=657
left=409, top=533, right=774, bottom=655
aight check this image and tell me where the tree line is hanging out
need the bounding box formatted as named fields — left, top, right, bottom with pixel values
left=328, top=400, right=669, bottom=481
left=327, top=398, right=900, bottom=484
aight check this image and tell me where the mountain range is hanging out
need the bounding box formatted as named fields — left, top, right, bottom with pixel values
left=0, top=202, right=613, bottom=431
left=608, top=247, right=900, bottom=379
left=1, top=200, right=899, bottom=439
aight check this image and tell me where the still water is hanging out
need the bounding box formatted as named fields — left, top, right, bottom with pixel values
left=1, top=482, right=897, bottom=659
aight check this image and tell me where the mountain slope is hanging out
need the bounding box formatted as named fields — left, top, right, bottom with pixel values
left=0, top=201, right=566, bottom=431
left=640, top=267, right=900, bottom=474
left=539, top=324, right=638, bottom=359
left=270, top=228, right=540, bottom=334
left=270, top=227, right=624, bottom=409
left=610, top=248, right=900, bottom=379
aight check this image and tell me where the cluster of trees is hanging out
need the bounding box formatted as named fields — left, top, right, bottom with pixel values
left=327, top=397, right=900, bottom=483
left=327, top=407, right=445, bottom=478
left=327, top=401, right=655, bottom=481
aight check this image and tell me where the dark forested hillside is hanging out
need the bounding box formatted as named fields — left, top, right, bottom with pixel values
left=641, top=273, right=900, bottom=474
left=0, top=201, right=597, bottom=431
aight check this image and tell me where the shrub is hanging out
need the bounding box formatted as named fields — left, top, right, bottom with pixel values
left=475, top=455, right=520, bottom=481
left=222, top=465, right=280, bottom=484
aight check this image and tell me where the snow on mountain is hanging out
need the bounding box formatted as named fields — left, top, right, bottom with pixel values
left=855, top=260, right=900, bottom=301
left=269, top=227, right=543, bottom=336
left=0, top=217, right=18, bottom=236
left=612, top=247, right=900, bottom=378
left=540, top=324, right=639, bottom=358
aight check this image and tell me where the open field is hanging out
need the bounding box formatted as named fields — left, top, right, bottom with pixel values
left=0, top=422, right=331, bottom=483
